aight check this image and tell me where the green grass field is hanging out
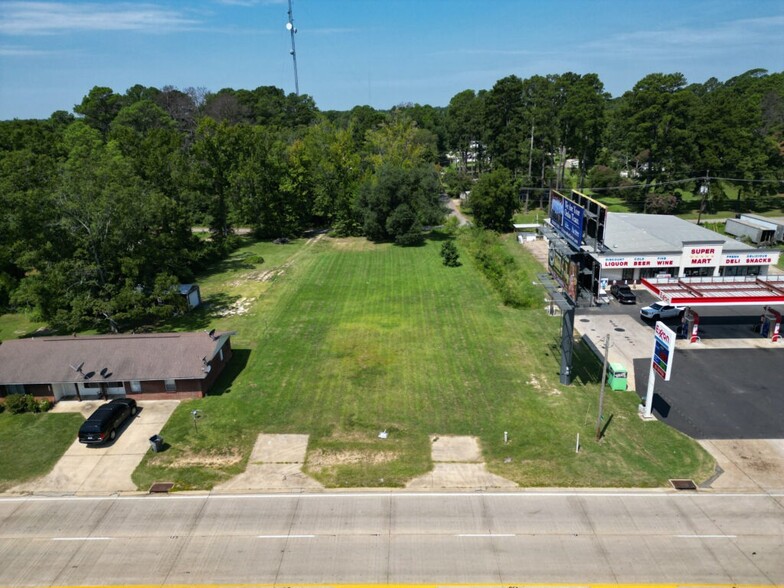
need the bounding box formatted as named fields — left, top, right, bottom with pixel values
left=133, top=232, right=714, bottom=490
left=0, top=311, right=47, bottom=341
left=0, top=412, right=84, bottom=492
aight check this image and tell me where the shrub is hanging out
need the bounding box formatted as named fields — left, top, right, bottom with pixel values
left=460, top=229, right=538, bottom=308
left=440, top=240, right=461, bottom=267
left=38, top=399, right=53, bottom=412
left=5, top=394, right=35, bottom=414
left=245, top=254, right=265, bottom=265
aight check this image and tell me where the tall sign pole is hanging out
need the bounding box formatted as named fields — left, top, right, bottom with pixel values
left=641, top=321, right=676, bottom=419
left=286, top=0, right=300, bottom=95
left=596, top=334, right=610, bottom=440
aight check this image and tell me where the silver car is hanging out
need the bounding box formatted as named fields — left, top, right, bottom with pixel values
left=640, top=302, right=685, bottom=320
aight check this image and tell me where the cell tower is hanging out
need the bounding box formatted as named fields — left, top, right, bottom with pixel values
left=286, top=0, right=299, bottom=95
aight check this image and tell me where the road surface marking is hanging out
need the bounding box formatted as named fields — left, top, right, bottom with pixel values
left=257, top=534, right=315, bottom=539
left=3, top=491, right=783, bottom=503
left=674, top=534, right=738, bottom=538
left=456, top=533, right=516, bottom=537
left=51, top=537, right=111, bottom=541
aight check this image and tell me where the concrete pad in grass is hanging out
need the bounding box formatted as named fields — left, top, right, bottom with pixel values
left=431, top=435, right=482, bottom=462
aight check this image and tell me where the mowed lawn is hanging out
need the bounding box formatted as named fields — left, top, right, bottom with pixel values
left=133, top=233, right=714, bottom=490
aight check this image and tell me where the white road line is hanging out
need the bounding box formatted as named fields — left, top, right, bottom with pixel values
left=2, top=491, right=782, bottom=503
left=257, top=534, right=315, bottom=539
left=51, top=537, right=111, bottom=541
left=674, top=534, right=738, bottom=539
left=456, top=533, right=516, bottom=538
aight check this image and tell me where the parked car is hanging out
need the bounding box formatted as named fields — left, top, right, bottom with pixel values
left=78, top=398, right=138, bottom=444
left=610, top=284, right=637, bottom=304
left=640, top=302, right=685, bottom=321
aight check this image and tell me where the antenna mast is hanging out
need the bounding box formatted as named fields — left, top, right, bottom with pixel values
left=286, top=0, right=299, bottom=95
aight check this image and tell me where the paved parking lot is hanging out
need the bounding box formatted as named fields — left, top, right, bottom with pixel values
left=633, top=349, right=784, bottom=439
left=575, top=285, right=784, bottom=491
left=10, top=400, right=178, bottom=495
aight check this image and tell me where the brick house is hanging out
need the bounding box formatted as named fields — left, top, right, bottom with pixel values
left=0, top=331, right=234, bottom=403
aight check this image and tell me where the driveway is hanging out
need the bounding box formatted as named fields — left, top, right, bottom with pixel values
left=10, top=400, right=178, bottom=495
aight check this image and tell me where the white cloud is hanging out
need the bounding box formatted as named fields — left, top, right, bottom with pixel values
left=0, top=2, right=200, bottom=35
left=0, top=43, right=57, bottom=55
left=213, top=0, right=285, bottom=6
left=583, top=14, right=784, bottom=57
left=308, top=27, right=357, bottom=35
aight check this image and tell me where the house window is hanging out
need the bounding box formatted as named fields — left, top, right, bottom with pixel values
left=130, top=381, right=142, bottom=393
left=6, top=384, right=25, bottom=395
left=164, top=379, right=176, bottom=391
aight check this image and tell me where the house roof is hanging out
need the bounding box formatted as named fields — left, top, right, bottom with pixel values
left=604, top=213, right=754, bottom=254
left=0, top=331, right=233, bottom=386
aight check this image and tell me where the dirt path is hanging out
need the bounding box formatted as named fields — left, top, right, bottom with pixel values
left=446, top=198, right=471, bottom=226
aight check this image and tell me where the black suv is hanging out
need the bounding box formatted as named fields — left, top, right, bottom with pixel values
left=610, top=284, right=637, bottom=304
left=78, top=398, right=138, bottom=444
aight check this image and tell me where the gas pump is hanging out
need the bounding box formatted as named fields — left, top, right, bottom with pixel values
left=682, top=307, right=700, bottom=343
left=760, top=307, right=781, bottom=342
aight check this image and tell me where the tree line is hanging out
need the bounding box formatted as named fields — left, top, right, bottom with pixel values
left=1, top=70, right=782, bottom=332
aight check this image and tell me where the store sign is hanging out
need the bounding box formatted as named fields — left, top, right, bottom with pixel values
left=652, top=322, right=676, bottom=381
left=686, top=246, right=718, bottom=266
left=601, top=255, right=677, bottom=269
left=722, top=252, right=778, bottom=265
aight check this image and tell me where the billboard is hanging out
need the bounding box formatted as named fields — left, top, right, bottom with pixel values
left=549, top=191, right=585, bottom=249
left=652, top=321, right=676, bottom=381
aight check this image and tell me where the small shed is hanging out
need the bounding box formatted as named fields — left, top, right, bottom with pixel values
left=179, top=284, right=202, bottom=309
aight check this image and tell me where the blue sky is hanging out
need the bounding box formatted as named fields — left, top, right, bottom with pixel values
left=1, top=0, right=783, bottom=120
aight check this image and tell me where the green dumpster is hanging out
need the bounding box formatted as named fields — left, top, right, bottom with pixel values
left=607, top=362, right=628, bottom=391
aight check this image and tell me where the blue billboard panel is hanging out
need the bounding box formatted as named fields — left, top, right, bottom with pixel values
left=549, top=191, right=585, bottom=250
left=561, top=198, right=584, bottom=249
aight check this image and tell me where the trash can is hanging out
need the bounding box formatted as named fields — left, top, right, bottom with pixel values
left=607, top=363, right=628, bottom=391
left=149, top=435, right=164, bottom=452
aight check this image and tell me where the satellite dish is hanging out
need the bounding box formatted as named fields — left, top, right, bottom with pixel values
left=208, top=328, right=216, bottom=339
left=202, top=365, right=212, bottom=374
left=100, top=368, right=108, bottom=376
left=286, top=22, right=293, bottom=30
left=69, top=361, right=84, bottom=373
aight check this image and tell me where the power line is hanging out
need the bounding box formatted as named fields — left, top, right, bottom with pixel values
left=516, top=175, right=784, bottom=193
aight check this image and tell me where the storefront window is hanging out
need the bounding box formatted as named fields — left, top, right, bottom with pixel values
left=621, top=268, right=635, bottom=282
left=720, top=265, right=762, bottom=277
left=684, top=267, right=714, bottom=278
left=640, top=267, right=677, bottom=279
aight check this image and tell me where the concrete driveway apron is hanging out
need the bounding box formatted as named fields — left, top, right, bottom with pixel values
left=11, top=400, right=178, bottom=495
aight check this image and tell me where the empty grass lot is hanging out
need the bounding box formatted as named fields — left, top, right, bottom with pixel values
left=133, top=231, right=714, bottom=490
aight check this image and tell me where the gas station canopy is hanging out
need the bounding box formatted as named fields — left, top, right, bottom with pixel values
left=642, top=275, right=784, bottom=306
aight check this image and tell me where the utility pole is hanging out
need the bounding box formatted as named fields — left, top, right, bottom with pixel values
left=697, top=170, right=709, bottom=225
left=596, top=334, right=610, bottom=441
left=286, top=0, right=299, bottom=95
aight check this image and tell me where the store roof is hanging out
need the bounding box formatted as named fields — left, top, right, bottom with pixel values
left=603, top=213, right=754, bottom=254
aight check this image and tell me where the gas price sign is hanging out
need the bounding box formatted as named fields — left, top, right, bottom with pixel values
left=652, top=321, right=676, bottom=381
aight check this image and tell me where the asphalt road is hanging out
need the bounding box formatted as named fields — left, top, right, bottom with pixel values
left=1, top=492, right=782, bottom=585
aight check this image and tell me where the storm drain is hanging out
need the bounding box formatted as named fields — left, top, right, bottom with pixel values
left=670, top=479, right=697, bottom=491
left=149, top=482, right=174, bottom=494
